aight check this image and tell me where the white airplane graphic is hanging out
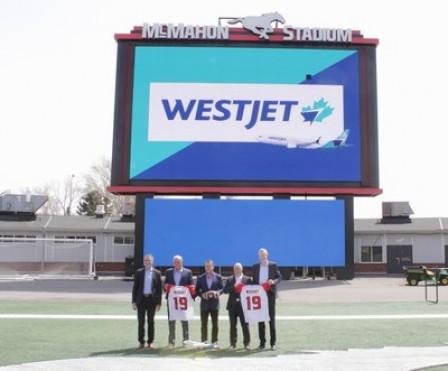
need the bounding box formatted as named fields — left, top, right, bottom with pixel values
left=256, top=129, right=350, bottom=149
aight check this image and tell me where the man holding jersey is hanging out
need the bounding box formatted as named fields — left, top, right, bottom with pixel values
left=252, top=248, right=282, bottom=350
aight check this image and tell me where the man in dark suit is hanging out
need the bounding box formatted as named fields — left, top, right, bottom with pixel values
left=252, top=248, right=282, bottom=350
left=195, top=259, right=224, bottom=346
left=164, top=255, right=194, bottom=346
left=223, top=262, right=251, bottom=349
left=132, top=254, right=162, bottom=350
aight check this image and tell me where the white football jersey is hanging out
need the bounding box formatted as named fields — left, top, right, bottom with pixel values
left=167, top=286, right=194, bottom=321
left=240, top=285, right=270, bottom=324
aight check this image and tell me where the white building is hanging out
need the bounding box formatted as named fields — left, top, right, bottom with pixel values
left=0, top=215, right=134, bottom=274
left=1, top=214, right=447, bottom=275
left=355, top=217, right=448, bottom=273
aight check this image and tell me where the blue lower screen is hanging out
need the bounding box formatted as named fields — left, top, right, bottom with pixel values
left=143, top=198, right=345, bottom=267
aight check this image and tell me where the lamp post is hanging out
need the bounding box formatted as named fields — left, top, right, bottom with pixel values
left=66, top=174, right=75, bottom=215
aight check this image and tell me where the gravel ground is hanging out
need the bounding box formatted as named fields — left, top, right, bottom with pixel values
left=0, top=275, right=445, bottom=303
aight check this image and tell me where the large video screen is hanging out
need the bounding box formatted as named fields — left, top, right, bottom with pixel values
left=129, top=46, right=362, bottom=184
left=142, top=198, right=346, bottom=266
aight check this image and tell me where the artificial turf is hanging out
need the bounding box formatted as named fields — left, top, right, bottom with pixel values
left=1, top=300, right=448, bottom=366
left=2, top=300, right=448, bottom=316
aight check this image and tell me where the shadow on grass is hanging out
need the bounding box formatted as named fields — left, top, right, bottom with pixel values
left=89, top=346, right=316, bottom=359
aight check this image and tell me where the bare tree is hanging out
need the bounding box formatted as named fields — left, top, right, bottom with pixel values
left=61, top=175, right=83, bottom=215
left=21, top=157, right=128, bottom=216
left=21, top=175, right=82, bottom=215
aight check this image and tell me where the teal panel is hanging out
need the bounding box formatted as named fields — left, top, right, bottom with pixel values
left=130, top=46, right=356, bottom=178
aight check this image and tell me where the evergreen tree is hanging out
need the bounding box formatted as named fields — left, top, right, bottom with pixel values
left=77, top=190, right=104, bottom=216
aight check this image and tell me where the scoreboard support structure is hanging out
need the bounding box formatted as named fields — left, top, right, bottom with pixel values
left=109, top=16, right=380, bottom=281
left=335, top=196, right=355, bottom=280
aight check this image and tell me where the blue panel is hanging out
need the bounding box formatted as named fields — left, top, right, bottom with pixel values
left=143, top=198, right=346, bottom=267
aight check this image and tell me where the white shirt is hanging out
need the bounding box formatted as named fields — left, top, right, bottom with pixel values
left=240, top=285, right=270, bottom=324
left=259, top=261, right=269, bottom=284
left=173, top=268, right=184, bottom=286
left=167, top=286, right=194, bottom=321
left=234, top=274, right=243, bottom=284
left=206, top=273, right=214, bottom=289
left=143, top=268, right=153, bottom=295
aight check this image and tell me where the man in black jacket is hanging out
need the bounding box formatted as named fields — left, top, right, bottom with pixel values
left=132, top=254, right=162, bottom=349
left=252, top=248, right=282, bottom=350
left=195, top=259, right=223, bottom=345
left=164, top=255, right=194, bottom=346
left=223, top=262, right=251, bottom=349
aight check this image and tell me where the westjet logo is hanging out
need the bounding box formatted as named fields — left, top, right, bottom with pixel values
left=161, top=99, right=301, bottom=129
left=148, top=83, right=343, bottom=143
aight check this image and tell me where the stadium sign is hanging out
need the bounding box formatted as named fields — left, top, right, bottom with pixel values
left=142, top=23, right=229, bottom=40
left=109, top=19, right=380, bottom=196
left=141, top=12, right=352, bottom=43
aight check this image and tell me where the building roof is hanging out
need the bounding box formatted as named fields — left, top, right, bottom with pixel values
left=0, top=215, right=134, bottom=234
left=355, top=217, right=446, bottom=234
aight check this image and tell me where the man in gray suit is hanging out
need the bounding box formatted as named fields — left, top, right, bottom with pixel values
left=164, top=255, right=194, bottom=347
left=252, top=248, right=282, bottom=350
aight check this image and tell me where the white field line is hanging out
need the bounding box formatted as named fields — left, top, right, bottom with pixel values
left=1, top=314, right=448, bottom=320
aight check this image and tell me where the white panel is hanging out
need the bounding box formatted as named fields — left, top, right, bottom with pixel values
left=359, top=234, right=385, bottom=246
left=149, top=83, right=344, bottom=143
left=413, top=234, right=443, bottom=263
left=386, top=234, right=413, bottom=246
left=0, top=245, right=42, bottom=262
left=111, top=245, right=134, bottom=262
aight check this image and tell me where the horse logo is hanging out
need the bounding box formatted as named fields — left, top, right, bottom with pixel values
left=227, top=12, right=285, bottom=40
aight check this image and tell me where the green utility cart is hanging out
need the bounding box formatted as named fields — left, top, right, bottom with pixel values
left=404, top=265, right=448, bottom=286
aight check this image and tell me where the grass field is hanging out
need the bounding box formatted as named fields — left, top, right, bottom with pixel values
left=2, top=299, right=448, bottom=367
